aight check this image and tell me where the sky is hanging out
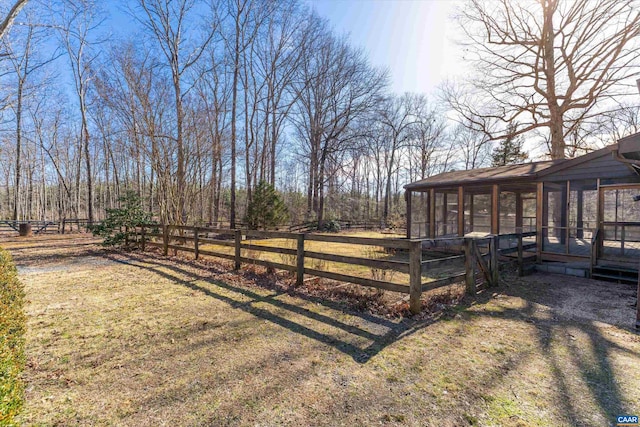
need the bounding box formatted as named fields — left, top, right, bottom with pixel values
left=98, top=0, right=464, bottom=97
left=309, top=0, right=465, bottom=96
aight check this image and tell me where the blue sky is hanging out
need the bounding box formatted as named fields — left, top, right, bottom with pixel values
left=99, top=0, right=463, bottom=97
left=309, top=0, right=464, bottom=95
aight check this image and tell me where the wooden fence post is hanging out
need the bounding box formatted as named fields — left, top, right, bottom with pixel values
left=409, top=240, right=422, bottom=314
left=517, top=233, right=523, bottom=277
left=464, top=238, right=476, bottom=295
left=194, top=227, right=200, bottom=260
left=141, top=226, right=146, bottom=251
left=234, top=229, right=242, bottom=270
left=296, top=233, right=305, bottom=286
left=490, top=235, right=499, bottom=286
left=162, top=224, right=169, bottom=256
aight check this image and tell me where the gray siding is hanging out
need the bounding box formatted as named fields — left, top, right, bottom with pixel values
left=540, top=153, right=638, bottom=182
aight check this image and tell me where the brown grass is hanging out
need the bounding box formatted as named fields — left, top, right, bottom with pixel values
left=3, top=233, right=640, bottom=426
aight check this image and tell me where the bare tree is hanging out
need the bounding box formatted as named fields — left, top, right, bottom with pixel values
left=221, top=0, right=272, bottom=228
left=3, top=18, right=57, bottom=220
left=134, top=0, right=216, bottom=224
left=377, top=94, right=421, bottom=223
left=454, top=0, right=640, bottom=159
left=454, top=120, right=493, bottom=170
left=56, top=0, right=103, bottom=224
left=0, top=0, right=28, bottom=41
left=406, top=99, right=448, bottom=181
left=292, top=15, right=387, bottom=225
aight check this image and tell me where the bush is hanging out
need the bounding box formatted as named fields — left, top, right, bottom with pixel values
left=245, top=181, right=289, bottom=230
left=0, top=248, right=25, bottom=425
left=320, top=219, right=341, bottom=233
left=91, top=191, right=154, bottom=247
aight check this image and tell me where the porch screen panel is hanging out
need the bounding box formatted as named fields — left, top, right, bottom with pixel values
left=499, top=192, right=516, bottom=234
left=435, top=192, right=445, bottom=236
left=446, top=193, right=458, bottom=236
left=522, top=193, right=536, bottom=232
left=568, top=180, right=597, bottom=256
left=471, top=194, right=491, bottom=234
left=603, top=187, right=640, bottom=259
left=435, top=191, right=458, bottom=237
left=543, top=182, right=567, bottom=253
left=410, top=191, right=429, bottom=238
left=464, top=194, right=471, bottom=234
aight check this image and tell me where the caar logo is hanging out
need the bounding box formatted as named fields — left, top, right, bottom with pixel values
left=617, top=415, right=639, bottom=426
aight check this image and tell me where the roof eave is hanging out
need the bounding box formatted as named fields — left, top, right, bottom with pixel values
left=404, top=174, right=541, bottom=191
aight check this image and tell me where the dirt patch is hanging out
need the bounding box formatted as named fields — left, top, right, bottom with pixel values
left=505, top=270, right=637, bottom=328
left=3, top=234, right=640, bottom=426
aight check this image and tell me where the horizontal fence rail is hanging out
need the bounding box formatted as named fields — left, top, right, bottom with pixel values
left=133, top=225, right=537, bottom=314
left=0, top=219, right=92, bottom=234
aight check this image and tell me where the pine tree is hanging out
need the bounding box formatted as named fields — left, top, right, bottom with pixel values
left=245, top=181, right=289, bottom=230
left=492, top=123, right=529, bottom=166
left=90, top=191, right=153, bottom=246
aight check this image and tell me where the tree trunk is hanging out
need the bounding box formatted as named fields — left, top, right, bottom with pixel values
left=542, top=1, right=565, bottom=160
left=12, top=82, right=23, bottom=221
left=230, top=34, right=239, bottom=229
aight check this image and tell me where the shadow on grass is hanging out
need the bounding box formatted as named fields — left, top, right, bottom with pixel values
left=102, top=251, right=439, bottom=364
left=9, top=247, right=105, bottom=266
left=98, top=248, right=640, bottom=422
left=472, top=276, right=638, bottom=425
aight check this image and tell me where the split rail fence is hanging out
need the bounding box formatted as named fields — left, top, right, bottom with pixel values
left=134, top=225, right=536, bottom=314
left=0, top=219, right=90, bottom=235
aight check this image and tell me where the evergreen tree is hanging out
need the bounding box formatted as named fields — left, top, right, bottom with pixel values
left=245, top=181, right=289, bottom=230
left=492, top=123, right=529, bottom=166
left=91, top=191, right=153, bottom=246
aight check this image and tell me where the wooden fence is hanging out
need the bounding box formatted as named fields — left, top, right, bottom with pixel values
left=0, top=220, right=59, bottom=235
left=0, top=219, right=90, bottom=234
left=134, top=225, right=536, bottom=314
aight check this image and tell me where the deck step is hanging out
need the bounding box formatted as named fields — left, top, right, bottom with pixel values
left=596, top=264, right=639, bottom=274
left=592, top=264, right=638, bottom=284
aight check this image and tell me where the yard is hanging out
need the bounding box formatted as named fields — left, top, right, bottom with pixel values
left=147, top=228, right=466, bottom=292
left=4, top=233, right=640, bottom=426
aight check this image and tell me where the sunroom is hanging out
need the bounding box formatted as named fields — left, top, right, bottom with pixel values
left=405, top=132, right=640, bottom=272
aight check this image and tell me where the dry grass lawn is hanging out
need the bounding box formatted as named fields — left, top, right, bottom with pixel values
left=3, top=233, right=640, bottom=426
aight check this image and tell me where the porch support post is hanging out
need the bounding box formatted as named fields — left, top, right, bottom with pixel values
left=406, top=190, right=412, bottom=239
left=576, top=189, right=584, bottom=239
left=469, top=194, right=474, bottom=231
left=442, top=192, right=448, bottom=236
left=429, top=188, right=436, bottom=238
left=458, top=186, right=464, bottom=236
left=565, top=181, right=570, bottom=254
left=597, top=179, right=603, bottom=259
left=536, top=182, right=543, bottom=263
left=491, top=184, right=499, bottom=235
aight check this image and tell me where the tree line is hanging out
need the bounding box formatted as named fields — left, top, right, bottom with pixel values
left=0, top=0, right=638, bottom=227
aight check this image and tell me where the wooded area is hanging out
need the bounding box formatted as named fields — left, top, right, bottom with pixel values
left=0, top=0, right=638, bottom=228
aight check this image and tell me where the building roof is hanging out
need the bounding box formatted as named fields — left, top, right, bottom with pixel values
left=404, top=160, right=563, bottom=190
left=618, top=132, right=640, bottom=160
left=404, top=144, right=624, bottom=190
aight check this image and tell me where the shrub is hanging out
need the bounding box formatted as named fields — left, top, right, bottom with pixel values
left=91, top=191, right=154, bottom=247
left=0, top=248, right=25, bottom=425
left=245, top=181, right=289, bottom=230
left=320, top=219, right=341, bottom=233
